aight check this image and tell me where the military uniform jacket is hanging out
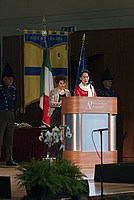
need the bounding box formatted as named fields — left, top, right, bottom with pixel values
left=0, top=84, right=16, bottom=110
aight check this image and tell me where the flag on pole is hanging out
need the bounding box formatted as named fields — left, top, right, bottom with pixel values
left=75, top=34, right=86, bottom=86
left=40, top=47, right=54, bottom=126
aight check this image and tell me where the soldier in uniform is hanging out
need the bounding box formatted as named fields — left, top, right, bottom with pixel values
left=0, top=64, right=17, bottom=165
left=97, top=68, right=115, bottom=97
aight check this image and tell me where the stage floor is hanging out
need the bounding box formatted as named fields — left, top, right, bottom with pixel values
left=0, top=162, right=134, bottom=200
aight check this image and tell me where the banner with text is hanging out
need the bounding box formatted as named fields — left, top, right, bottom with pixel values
left=24, top=31, right=68, bottom=107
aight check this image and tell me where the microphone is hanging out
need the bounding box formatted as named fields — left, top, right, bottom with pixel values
left=93, top=128, right=108, bottom=132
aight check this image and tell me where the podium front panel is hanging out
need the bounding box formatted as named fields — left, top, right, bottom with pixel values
left=64, top=113, right=117, bottom=152
left=82, top=114, right=108, bottom=152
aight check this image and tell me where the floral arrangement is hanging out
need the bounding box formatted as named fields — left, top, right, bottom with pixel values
left=39, top=125, right=72, bottom=158
left=39, top=125, right=65, bottom=148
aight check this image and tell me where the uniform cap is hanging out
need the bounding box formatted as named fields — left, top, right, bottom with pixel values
left=101, top=68, right=113, bottom=81
left=2, top=64, right=15, bottom=78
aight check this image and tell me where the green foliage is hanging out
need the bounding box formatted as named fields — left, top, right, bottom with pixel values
left=16, top=159, right=87, bottom=196
left=52, top=159, right=87, bottom=196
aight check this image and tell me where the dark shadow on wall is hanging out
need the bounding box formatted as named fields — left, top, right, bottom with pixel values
left=16, top=101, right=42, bottom=127
left=86, top=54, right=104, bottom=91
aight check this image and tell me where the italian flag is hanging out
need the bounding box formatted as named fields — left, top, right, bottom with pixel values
left=40, top=47, right=54, bottom=127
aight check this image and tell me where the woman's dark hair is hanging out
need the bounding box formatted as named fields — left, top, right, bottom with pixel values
left=80, top=69, right=90, bottom=77
left=55, top=75, right=67, bottom=84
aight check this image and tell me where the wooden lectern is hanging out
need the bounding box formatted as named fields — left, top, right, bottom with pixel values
left=62, top=96, right=118, bottom=169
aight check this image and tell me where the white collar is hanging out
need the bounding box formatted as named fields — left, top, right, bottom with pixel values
left=79, top=82, right=94, bottom=96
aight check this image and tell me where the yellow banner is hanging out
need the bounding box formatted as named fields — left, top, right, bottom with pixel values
left=24, top=42, right=43, bottom=107
left=24, top=32, right=68, bottom=107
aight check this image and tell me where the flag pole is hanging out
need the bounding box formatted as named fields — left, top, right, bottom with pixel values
left=40, top=16, right=54, bottom=127
left=78, top=33, right=85, bottom=68
left=39, top=16, right=47, bottom=110
left=42, top=16, right=47, bottom=48
left=75, top=33, right=86, bottom=86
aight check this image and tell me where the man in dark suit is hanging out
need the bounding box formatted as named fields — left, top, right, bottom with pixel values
left=0, top=64, right=17, bottom=165
left=97, top=68, right=115, bottom=97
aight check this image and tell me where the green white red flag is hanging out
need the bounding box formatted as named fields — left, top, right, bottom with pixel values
left=40, top=47, right=54, bottom=126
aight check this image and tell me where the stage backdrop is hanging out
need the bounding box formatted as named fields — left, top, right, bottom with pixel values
left=24, top=31, right=68, bottom=108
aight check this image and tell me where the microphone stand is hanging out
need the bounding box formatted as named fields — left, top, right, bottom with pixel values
left=93, top=128, right=108, bottom=199
left=100, top=130, right=104, bottom=200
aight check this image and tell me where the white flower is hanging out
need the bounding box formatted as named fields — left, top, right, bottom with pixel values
left=60, top=144, right=64, bottom=150
left=44, top=131, right=53, bottom=144
left=45, top=131, right=53, bottom=137
left=38, top=125, right=72, bottom=151
left=39, top=135, right=44, bottom=141
left=52, top=126, right=60, bottom=132
left=66, top=125, right=73, bottom=138
left=53, top=132, right=59, bottom=143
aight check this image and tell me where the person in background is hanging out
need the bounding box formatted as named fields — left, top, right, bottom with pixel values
left=0, top=64, right=17, bottom=166
left=97, top=69, right=124, bottom=162
left=97, top=68, right=115, bottom=97
left=74, top=69, right=96, bottom=96
left=48, top=75, right=71, bottom=129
